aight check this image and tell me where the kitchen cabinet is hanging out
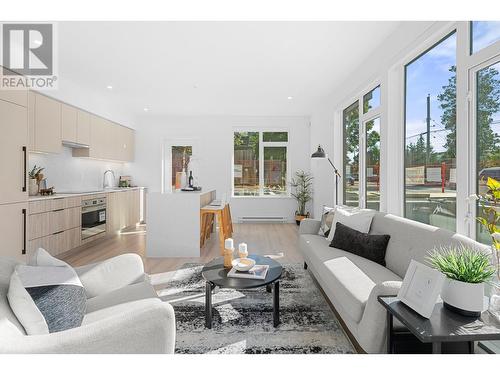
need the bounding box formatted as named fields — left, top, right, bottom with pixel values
left=61, top=103, right=78, bottom=144
left=77, top=110, right=91, bottom=145
left=107, top=189, right=140, bottom=234
left=114, top=124, right=135, bottom=162
left=0, top=88, right=28, bottom=107
left=29, top=92, right=62, bottom=154
left=0, top=202, right=28, bottom=262
left=0, top=98, right=28, bottom=205
left=27, top=196, right=81, bottom=257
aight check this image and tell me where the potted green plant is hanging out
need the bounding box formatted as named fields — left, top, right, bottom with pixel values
left=427, top=245, right=495, bottom=316
left=28, top=165, right=44, bottom=196
left=290, top=170, right=313, bottom=225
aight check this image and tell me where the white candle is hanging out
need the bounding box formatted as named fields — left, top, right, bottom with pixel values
left=225, top=238, right=234, bottom=250
left=238, top=243, right=248, bottom=253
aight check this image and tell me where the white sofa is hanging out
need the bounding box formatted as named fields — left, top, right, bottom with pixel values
left=299, top=210, right=489, bottom=353
left=0, top=253, right=176, bottom=354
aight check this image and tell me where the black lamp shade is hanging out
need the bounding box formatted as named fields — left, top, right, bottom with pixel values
left=311, top=145, right=326, bottom=158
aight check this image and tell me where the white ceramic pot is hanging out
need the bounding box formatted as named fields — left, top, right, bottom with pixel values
left=441, top=278, right=484, bottom=317
left=28, top=178, right=38, bottom=196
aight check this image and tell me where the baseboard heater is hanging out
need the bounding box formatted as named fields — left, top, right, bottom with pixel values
left=238, top=216, right=287, bottom=223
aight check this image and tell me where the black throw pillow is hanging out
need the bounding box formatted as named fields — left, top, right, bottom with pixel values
left=329, top=222, right=390, bottom=266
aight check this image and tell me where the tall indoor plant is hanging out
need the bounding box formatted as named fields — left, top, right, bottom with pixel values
left=291, top=170, right=313, bottom=225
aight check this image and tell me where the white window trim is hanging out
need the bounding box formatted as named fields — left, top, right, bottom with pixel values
left=340, top=81, right=382, bottom=210
left=232, top=128, right=291, bottom=199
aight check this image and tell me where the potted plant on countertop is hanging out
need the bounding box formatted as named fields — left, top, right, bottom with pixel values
left=427, top=244, right=495, bottom=317
left=28, top=165, right=44, bottom=196
left=291, top=170, right=313, bottom=225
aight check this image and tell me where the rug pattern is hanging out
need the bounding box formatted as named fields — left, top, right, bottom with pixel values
left=158, top=263, right=354, bottom=354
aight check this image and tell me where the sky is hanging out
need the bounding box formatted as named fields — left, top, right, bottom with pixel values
left=405, top=22, right=500, bottom=153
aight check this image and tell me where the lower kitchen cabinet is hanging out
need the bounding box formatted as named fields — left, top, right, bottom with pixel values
left=0, top=202, right=28, bottom=262
left=27, top=227, right=80, bottom=258
left=107, top=189, right=141, bottom=234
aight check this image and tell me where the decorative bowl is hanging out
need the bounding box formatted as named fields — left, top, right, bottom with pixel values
left=231, top=257, right=256, bottom=272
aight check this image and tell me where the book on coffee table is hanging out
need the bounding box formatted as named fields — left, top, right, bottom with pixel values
left=227, top=264, right=269, bottom=280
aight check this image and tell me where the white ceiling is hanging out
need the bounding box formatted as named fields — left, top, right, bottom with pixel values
left=56, top=21, right=401, bottom=119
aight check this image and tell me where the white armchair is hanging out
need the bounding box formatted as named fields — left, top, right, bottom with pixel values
left=0, top=254, right=176, bottom=354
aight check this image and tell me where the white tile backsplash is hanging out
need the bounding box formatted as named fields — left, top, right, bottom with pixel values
left=29, top=146, right=126, bottom=192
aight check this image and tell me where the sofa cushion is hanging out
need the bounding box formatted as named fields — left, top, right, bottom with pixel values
left=330, top=222, right=390, bottom=266
left=86, top=281, right=158, bottom=314
left=318, top=206, right=335, bottom=236
left=0, top=258, right=25, bottom=336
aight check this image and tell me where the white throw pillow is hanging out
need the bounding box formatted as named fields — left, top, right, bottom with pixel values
left=318, top=206, right=335, bottom=236
left=7, top=248, right=86, bottom=335
left=327, top=207, right=375, bottom=242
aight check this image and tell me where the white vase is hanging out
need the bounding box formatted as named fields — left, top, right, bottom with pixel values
left=180, top=170, right=187, bottom=189
left=28, top=178, right=38, bottom=196
left=441, top=278, right=484, bottom=317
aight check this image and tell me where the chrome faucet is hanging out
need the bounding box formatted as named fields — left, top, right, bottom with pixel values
left=103, top=170, right=116, bottom=189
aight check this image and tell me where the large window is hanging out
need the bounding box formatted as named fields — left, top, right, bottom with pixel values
left=404, top=32, right=457, bottom=230
left=471, top=21, right=500, bottom=54
left=475, top=61, right=500, bottom=244
left=343, top=102, right=360, bottom=207
left=233, top=131, right=288, bottom=196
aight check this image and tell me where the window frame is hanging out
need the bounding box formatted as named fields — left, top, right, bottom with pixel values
left=232, top=128, right=291, bottom=198
left=341, top=82, right=382, bottom=209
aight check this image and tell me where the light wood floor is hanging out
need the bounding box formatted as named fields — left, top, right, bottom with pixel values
left=59, top=223, right=303, bottom=275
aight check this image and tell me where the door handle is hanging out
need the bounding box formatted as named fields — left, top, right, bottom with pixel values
left=22, top=146, right=27, bottom=192
left=22, top=208, right=26, bottom=255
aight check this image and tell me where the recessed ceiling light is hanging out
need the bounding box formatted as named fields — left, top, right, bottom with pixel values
left=143, top=107, right=149, bottom=112
left=287, top=96, right=293, bottom=100
left=193, top=84, right=198, bottom=89
left=106, top=85, right=113, bottom=90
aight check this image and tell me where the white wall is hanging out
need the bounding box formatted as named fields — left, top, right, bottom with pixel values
left=128, top=115, right=311, bottom=222
left=309, top=21, right=450, bottom=218
left=29, top=147, right=126, bottom=192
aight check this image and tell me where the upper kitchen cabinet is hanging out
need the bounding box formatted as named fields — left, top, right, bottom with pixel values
left=29, top=92, right=62, bottom=154
left=76, top=109, right=91, bottom=145
left=62, top=104, right=91, bottom=146
left=0, top=98, right=28, bottom=205
left=73, top=115, right=134, bottom=162
left=61, top=103, right=78, bottom=144
left=0, top=88, right=28, bottom=107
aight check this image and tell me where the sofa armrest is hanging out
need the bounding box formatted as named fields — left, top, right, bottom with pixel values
left=357, top=280, right=402, bottom=353
left=0, top=300, right=176, bottom=354
left=299, top=219, right=321, bottom=235
left=75, top=253, right=146, bottom=298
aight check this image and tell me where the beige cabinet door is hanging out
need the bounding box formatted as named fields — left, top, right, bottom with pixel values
left=61, top=103, right=77, bottom=143
left=76, top=110, right=91, bottom=145
left=0, top=202, right=28, bottom=262
left=0, top=99, right=28, bottom=205
left=89, top=115, right=108, bottom=159
left=0, top=88, right=28, bottom=107
left=126, top=127, right=135, bottom=162
left=33, top=93, right=62, bottom=153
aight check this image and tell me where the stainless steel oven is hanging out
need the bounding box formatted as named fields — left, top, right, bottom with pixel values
left=81, top=197, right=107, bottom=240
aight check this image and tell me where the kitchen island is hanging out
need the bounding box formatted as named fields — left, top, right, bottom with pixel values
left=146, top=189, right=216, bottom=257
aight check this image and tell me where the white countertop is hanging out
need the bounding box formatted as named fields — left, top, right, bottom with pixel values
left=28, top=187, right=145, bottom=201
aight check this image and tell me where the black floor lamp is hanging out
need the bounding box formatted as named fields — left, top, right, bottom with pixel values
left=311, top=145, right=342, bottom=206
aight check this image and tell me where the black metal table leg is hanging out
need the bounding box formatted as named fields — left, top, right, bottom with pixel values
left=304, top=262, right=308, bottom=270
left=386, top=311, right=393, bottom=354
left=273, top=281, right=280, bottom=327
left=432, top=342, right=442, bottom=354
left=205, top=281, right=213, bottom=329
left=469, top=341, right=474, bottom=354
left=266, top=284, right=272, bottom=293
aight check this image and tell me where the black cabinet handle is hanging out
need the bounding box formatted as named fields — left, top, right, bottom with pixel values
left=22, top=208, right=26, bottom=255
left=22, top=146, right=27, bottom=192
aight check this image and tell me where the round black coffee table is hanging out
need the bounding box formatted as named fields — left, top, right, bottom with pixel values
left=201, top=254, right=283, bottom=329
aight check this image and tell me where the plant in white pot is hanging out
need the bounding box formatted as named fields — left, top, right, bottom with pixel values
left=427, top=245, right=495, bottom=317
left=28, top=165, right=44, bottom=196
left=290, top=170, right=313, bottom=225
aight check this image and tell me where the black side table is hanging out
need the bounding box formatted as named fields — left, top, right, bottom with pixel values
left=201, top=255, right=283, bottom=329
left=378, top=296, right=500, bottom=354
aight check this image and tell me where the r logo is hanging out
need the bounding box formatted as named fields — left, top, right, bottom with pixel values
left=2, top=23, right=53, bottom=75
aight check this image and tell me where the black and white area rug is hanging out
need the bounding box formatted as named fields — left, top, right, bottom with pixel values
left=157, top=263, right=355, bottom=354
